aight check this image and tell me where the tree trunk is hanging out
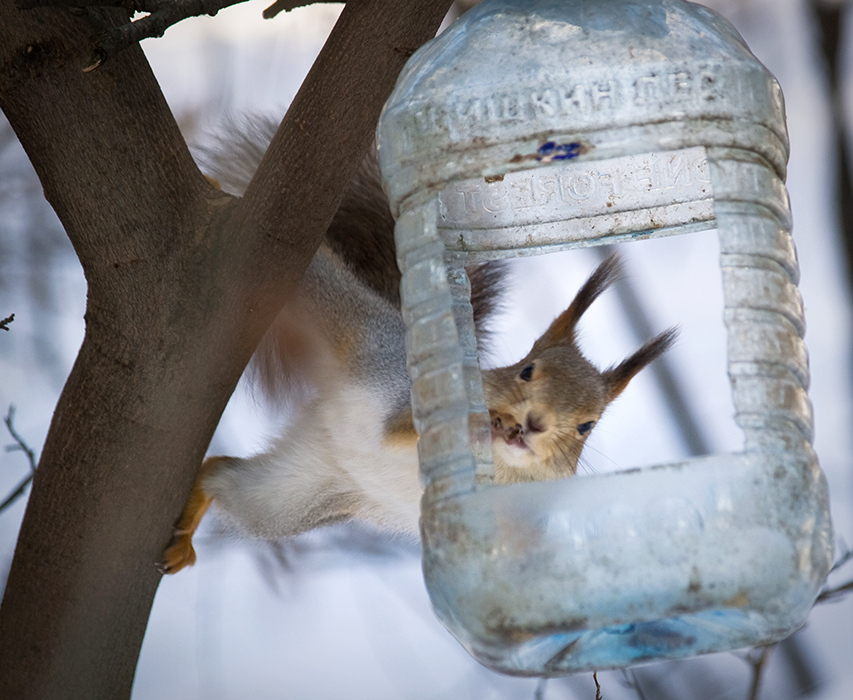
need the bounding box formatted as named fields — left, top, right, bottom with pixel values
left=0, top=1, right=452, bottom=697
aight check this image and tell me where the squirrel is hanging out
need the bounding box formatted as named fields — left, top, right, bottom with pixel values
left=162, top=116, right=677, bottom=574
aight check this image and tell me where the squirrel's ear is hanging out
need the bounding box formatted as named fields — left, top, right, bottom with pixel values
left=531, top=253, right=623, bottom=351
left=602, top=327, right=678, bottom=402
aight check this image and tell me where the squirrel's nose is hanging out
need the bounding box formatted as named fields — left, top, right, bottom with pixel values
left=525, top=414, right=545, bottom=434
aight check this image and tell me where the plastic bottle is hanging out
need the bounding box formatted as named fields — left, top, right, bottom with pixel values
left=377, top=0, right=832, bottom=674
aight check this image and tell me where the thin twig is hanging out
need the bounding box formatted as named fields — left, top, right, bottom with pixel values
left=17, top=0, right=341, bottom=70
left=1, top=406, right=39, bottom=514
left=0, top=313, right=13, bottom=331
left=830, top=544, right=853, bottom=573
left=19, top=0, right=251, bottom=70
left=744, top=644, right=774, bottom=700
left=0, top=474, right=35, bottom=512
left=4, top=407, right=37, bottom=473
left=533, top=677, right=547, bottom=700
left=816, top=577, right=853, bottom=603
left=263, top=0, right=339, bottom=19
left=814, top=543, right=853, bottom=603
left=593, top=671, right=603, bottom=700
left=83, top=0, right=253, bottom=71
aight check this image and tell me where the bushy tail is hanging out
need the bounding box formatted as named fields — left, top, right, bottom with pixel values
left=197, top=114, right=508, bottom=396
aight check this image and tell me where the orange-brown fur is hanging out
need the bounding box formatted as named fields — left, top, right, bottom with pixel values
left=163, top=253, right=674, bottom=574
left=162, top=456, right=221, bottom=573
left=162, top=117, right=675, bottom=574
left=481, top=255, right=676, bottom=483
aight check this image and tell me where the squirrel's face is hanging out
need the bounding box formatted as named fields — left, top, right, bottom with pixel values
left=483, top=345, right=608, bottom=482
left=480, top=253, right=677, bottom=485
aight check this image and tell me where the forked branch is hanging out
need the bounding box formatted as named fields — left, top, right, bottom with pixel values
left=1, top=406, right=38, bottom=513
left=16, top=0, right=340, bottom=70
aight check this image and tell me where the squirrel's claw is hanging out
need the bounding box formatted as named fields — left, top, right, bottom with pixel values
left=159, top=456, right=222, bottom=575
left=161, top=532, right=198, bottom=575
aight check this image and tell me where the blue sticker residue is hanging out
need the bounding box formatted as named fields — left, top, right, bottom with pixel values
left=537, top=141, right=582, bottom=162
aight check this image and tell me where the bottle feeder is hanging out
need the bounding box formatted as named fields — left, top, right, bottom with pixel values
left=376, top=0, right=833, bottom=675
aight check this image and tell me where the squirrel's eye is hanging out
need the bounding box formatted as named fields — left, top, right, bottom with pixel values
left=577, top=421, right=595, bottom=436
left=519, top=364, right=534, bottom=382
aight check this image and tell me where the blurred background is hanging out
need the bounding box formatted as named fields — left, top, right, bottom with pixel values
left=2, top=0, right=852, bottom=697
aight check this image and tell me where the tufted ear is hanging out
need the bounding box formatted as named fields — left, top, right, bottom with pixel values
left=530, top=253, right=623, bottom=353
left=603, top=328, right=679, bottom=402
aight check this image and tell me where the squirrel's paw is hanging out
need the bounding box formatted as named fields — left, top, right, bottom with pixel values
left=159, top=456, right=221, bottom=575
left=161, top=531, right=197, bottom=575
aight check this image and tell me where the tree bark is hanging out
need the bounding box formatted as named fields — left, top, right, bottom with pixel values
left=0, top=0, right=452, bottom=697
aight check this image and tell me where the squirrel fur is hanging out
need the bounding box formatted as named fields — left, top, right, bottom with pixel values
left=162, top=116, right=676, bottom=573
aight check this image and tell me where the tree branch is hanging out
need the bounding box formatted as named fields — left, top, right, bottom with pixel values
left=229, top=0, right=455, bottom=330
left=263, top=0, right=339, bottom=19
left=0, top=0, right=452, bottom=697
left=16, top=0, right=345, bottom=70
left=0, top=406, right=39, bottom=513
left=81, top=0, right=253, bottom=71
